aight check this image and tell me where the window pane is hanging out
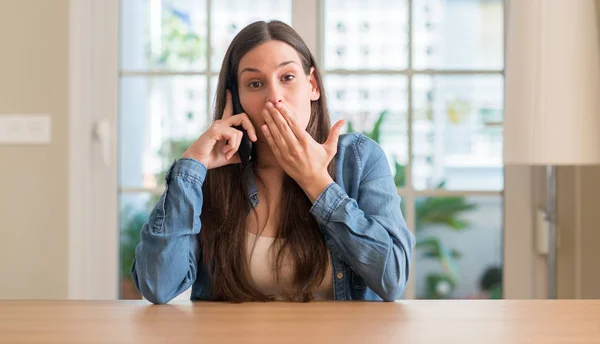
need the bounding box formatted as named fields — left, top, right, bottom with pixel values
left=210, top=0, right=292, bottom=72
left=413, top=0, right=504, bottom=70
left=120, top=0, right=208, bottom=71
left=412, top=74, right=503, bottom=190
left=119, top=76, right=208, bottom=189
left=119, top=192, right=192, bottom=301
left=413, top=196, right=503, bottom=299
left=326, top=75, right=408, bottom=186
left=324, top=0, right=408, bottom=70
left=119, top=193, right=152, bottom=299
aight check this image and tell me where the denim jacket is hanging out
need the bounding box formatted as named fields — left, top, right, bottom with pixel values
left=131, top=133, right=415, bottom=304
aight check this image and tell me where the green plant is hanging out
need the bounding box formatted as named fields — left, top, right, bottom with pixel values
left=150, top=138, right=196, bottom=204
left=345, top=110, right=477, bottom=299
left=424, top=273, right=456, bottom=299
left=119, top=204, right=152, bottom=299
left=148, top=6, right=205, bottom=68
left=119, top=206, right=149, bottom=279
left=346, top=109, right=388, bottom=144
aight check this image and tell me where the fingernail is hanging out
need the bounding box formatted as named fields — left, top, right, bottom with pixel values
left=266, top=102, right=273, bottom=108
left=275, top=102, right=282, bottom=108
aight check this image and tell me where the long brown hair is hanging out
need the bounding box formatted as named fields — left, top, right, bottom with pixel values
left=199, top=20, right=335, bottom=302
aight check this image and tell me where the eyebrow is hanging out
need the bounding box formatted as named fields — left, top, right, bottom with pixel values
left=239, top=60, right=298, bottom=76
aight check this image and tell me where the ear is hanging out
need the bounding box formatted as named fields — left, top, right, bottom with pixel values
left=308, top=67, right=321, bottom=101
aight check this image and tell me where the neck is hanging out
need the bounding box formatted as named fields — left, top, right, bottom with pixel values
left=255, top=142, right=284, bottom=173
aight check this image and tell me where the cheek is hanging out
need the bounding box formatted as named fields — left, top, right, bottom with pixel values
left=297, top=103, right=312, bottom=130
left=285, top=89, right=313, bottom=129
left=240, top=94, right=266, bottom=124
left=289, top=97, right=312, bottom=131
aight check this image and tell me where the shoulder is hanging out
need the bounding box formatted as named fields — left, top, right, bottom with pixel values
left=337, top=132, right=370, bottom=149
left=336, top=132, right=387, bottom=161
left=335, top=133, right=391, bottom=179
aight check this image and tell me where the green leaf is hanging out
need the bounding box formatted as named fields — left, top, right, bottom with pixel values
left=184, top=33, right=200, bottom=42
left=450, top=249, right=462, bottom=259
left=346, top=120, right=355, bottom=133
left=424, top=273, right=456, bottom=299
left=416, top=196, right=476, bottom=230
left=415, top=236, right=440, bottom=250
left=416, top=236, right=460, bottom=280
left=119, top=206, right=151, bottom=278
left=153, top=138, right=195, bottom=195
left=422, top=252, right=439, bottom=258
left=394, top=160, right=406, bottom=187
left=368, top=109, right=388, bottom=143
left=446, top=218, right=469, bottom=230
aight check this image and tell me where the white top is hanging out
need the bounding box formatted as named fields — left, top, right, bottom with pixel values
left=246, top=232, right=334, bottom=301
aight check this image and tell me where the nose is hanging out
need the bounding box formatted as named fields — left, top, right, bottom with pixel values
left=265, top=83, right=284, bottom=104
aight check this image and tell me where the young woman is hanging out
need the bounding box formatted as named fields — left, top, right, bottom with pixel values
left=131, top=20, right=415, bottom=304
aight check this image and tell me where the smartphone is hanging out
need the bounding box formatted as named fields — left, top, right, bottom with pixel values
left=228, top=82, right=253, bottom=168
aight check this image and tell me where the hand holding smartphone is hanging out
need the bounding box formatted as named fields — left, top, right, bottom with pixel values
left=180, top=84, right=256, bottom=169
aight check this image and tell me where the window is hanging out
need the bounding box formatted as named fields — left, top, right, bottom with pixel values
left=117, top=0, right=504, bottom=300
left=323, top=0, right=504, bottom=299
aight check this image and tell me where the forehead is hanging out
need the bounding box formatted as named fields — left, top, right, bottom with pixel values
left=238, top=40, right=302, bottom=72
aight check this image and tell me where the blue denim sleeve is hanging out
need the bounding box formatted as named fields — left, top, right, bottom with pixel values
left=130, top=158, right=205, bottom=304
left=310, top=139, right=415, bottom=301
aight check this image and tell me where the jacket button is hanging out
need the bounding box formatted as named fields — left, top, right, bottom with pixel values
left=336, top=272, right=344, bottom=279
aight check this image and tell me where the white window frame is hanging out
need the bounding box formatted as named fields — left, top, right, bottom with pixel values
left=69, top=0, right=535, bottom=300
left=69, top=0, right=119, bottom=299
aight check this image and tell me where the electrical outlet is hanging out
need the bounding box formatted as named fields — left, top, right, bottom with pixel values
left=0, top=114, right=51, bottom=144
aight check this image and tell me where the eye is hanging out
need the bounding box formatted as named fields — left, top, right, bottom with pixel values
left=282, top=74, right=295, bottom=81
left=248, top=81, right=262, bottom=88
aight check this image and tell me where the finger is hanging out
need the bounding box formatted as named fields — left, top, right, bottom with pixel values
left=224, top=131, right=242, bottom=160
left=222, top=130, right=239, bottom=154
left=223, top=127, right=240, bottom=152
left=261, top=124, right=281, bottom=158
left=267, top=102, right=299, bottom=146
left=225, top=113, right=258, bottom=142
left=223, top=135, right=239, bottom=160
left=323, top=119, right=346, bottom=156
left=226, top=153, right=242, bottom=165
left=226, top=131, right=243, bottom=160
left=214, top=125, right=241, bottom=152
left=274, top=101, right=308, bottom=143
left=222, top=90, right=233, bottom=119
left=262, top=105, right=288, bottom=151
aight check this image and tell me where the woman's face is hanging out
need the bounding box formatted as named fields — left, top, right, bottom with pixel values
left=236, top=40, right=320, bottom=141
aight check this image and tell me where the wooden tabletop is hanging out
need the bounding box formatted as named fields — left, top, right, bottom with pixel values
left=1, top=300, right=599, bottom=343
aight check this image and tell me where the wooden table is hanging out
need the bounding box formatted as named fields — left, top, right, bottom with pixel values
left=1, top=300, right=599, bottom=343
